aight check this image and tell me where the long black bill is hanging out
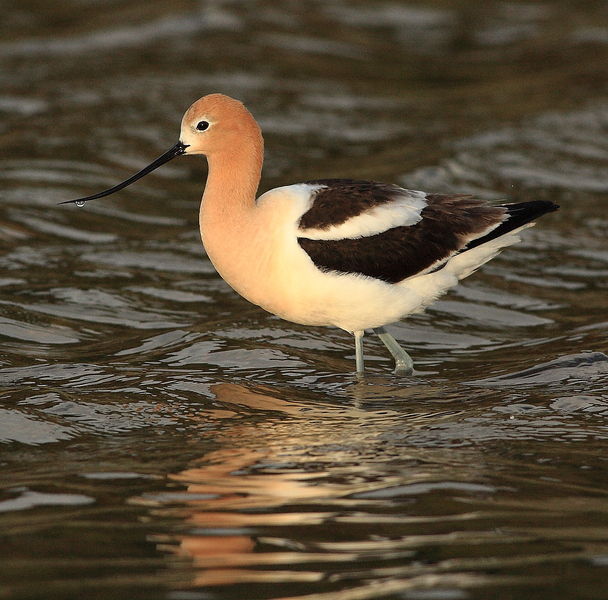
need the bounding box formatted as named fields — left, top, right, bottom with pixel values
left=59, top=141, right=189, bottom=205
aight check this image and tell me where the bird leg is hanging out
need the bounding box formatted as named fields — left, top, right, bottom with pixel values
left=354, top=330, right=365, bottom=375
left=373, top=326, right=414, bottom=375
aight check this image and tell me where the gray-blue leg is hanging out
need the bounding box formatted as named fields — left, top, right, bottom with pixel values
left=373, top=326, right=414, bottom=375
left=354, top=330, right=365, bottom=375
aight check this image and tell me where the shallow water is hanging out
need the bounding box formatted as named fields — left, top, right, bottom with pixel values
left=1, top=1, right=608, bottom=598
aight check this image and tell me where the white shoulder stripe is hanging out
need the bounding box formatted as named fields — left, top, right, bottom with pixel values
left=299, top=190, right=427, bottom=241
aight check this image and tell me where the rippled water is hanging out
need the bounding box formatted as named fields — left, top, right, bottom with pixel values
left=2, top=1, right=608, bottom=598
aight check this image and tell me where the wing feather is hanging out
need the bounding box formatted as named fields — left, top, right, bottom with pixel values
left=298, top=187, right=557, bottom=283
left=298, top=179, right=427, bottom=240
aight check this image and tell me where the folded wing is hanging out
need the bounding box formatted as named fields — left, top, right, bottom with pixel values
left=297, top=179, right=557, bottom=283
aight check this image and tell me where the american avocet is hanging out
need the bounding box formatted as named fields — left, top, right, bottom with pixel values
left=61, top=94, right=558, bottom=375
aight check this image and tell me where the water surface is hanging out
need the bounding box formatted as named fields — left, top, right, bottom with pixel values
left=1, top=1, right=608, bottom=599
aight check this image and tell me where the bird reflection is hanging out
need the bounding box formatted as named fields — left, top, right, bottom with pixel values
left=147, top=381, right=484, bottom=591
left=155, top=383, right=372, bottom=588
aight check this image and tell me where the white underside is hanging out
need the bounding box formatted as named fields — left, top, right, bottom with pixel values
left=203, top=184, right=532, bottom=333
left=260, top=225, right=529, bottom=332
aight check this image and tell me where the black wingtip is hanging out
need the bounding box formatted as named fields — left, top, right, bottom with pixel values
left=465, top=200, right=559, bottom=252
left=504, top=200, right=559, bottom=215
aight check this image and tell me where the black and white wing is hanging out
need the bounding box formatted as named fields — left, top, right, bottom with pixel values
left=297, top=179, right=558, bottom=283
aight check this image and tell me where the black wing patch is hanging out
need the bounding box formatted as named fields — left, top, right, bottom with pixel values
left=299, top=179, right=409, bottom=230
left=298, top=195, right=558, bottom=284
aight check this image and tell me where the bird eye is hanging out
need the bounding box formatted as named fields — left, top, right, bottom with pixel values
left=196, top=120, right=210, bottom=131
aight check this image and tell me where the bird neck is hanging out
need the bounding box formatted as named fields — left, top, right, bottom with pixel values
left=199, top=137, right=264, bottom=234
left=198, top=133, right=266, bottom=295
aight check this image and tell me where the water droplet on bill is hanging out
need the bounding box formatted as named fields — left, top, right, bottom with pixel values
left=75, top=200, right=86, bottom=208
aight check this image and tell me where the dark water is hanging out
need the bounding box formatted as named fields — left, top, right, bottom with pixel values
left=2, top=1, right=608, bottom=598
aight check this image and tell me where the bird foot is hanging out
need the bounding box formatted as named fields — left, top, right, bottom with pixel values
left=393, top=361, right=414, bottom=376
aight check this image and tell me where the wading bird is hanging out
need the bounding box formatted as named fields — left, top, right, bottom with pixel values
left=62, top=94, right=558, bottom=375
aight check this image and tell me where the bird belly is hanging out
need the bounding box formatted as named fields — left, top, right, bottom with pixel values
left=200, top=196, right=470, bottom=332
left=209, top=233, right=430, bottom=332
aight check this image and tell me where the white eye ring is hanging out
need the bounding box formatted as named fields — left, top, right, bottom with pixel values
left=196, top=120, right=210, bottom=131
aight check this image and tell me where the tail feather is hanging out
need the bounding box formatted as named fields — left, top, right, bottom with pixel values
left=446, top=225, right=530, bottom=280
left=404, top=200, right=558, bottom=305
left=465, top=200, right=558, bottom=252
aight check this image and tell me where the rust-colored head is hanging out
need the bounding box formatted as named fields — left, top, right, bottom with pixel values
left=180, top=93, right=262, bottom=157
